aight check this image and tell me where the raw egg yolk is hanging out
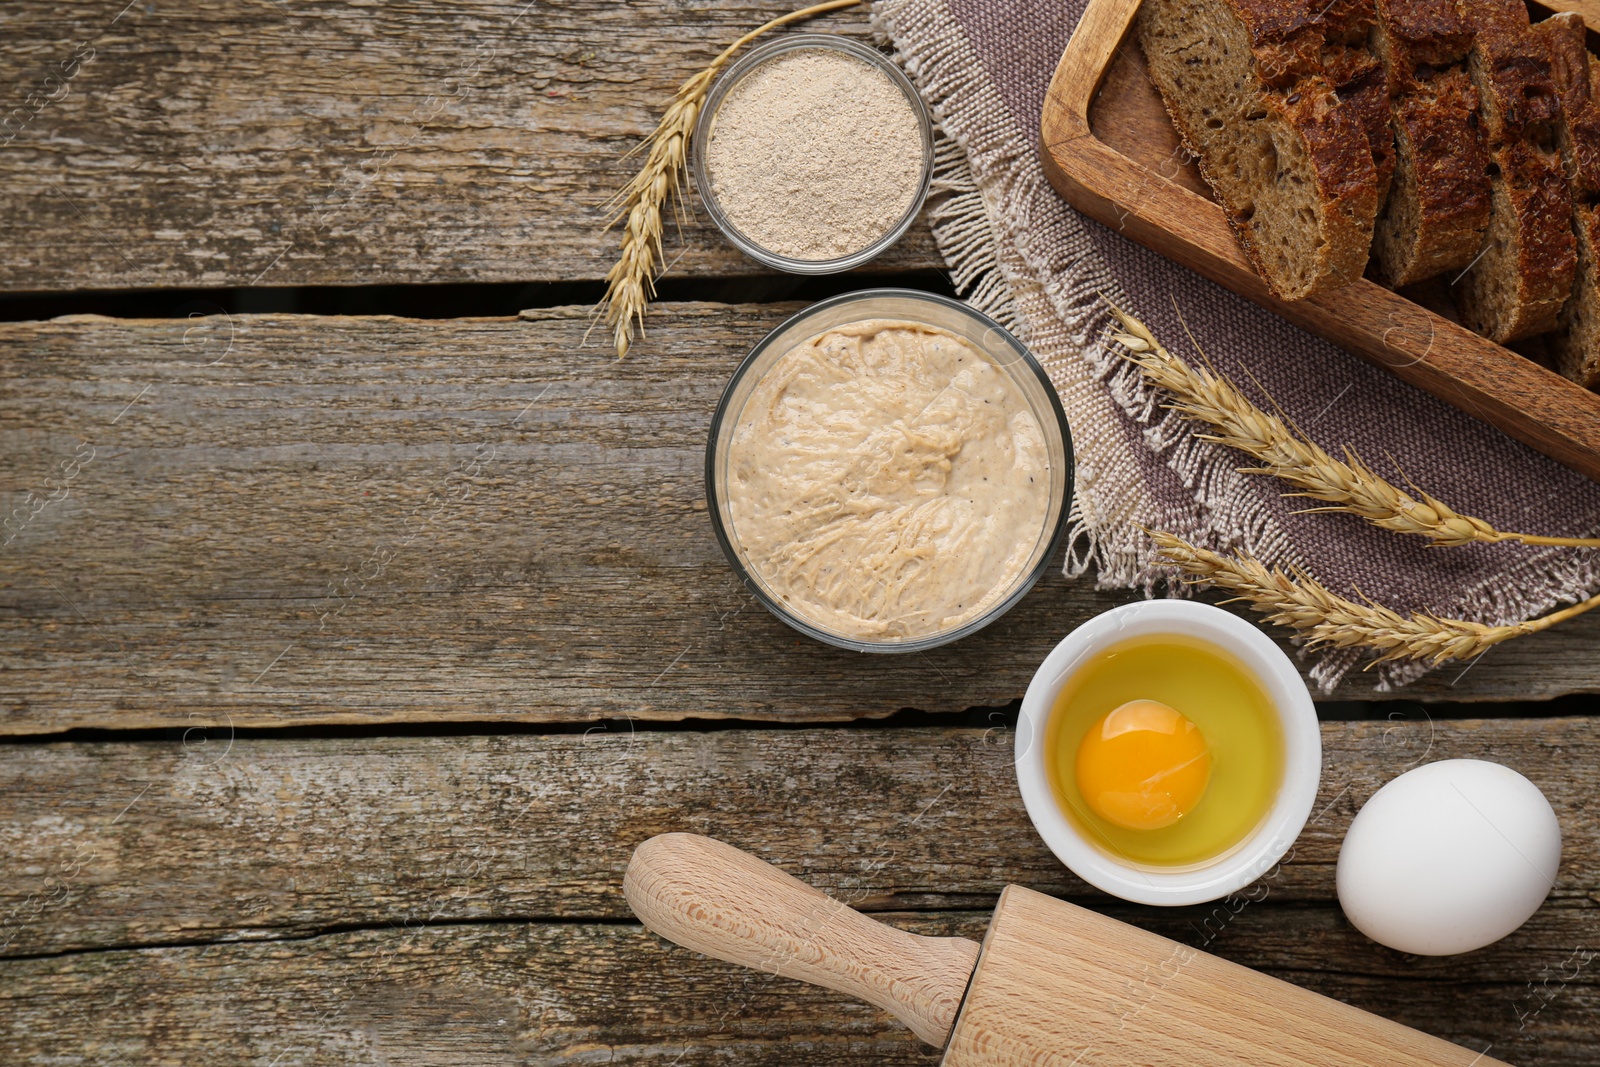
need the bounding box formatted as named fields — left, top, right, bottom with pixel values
left=1075, top=699, right=1213, bottom=831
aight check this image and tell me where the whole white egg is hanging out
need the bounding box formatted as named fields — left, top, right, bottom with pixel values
left=1336, top=759, right=1560, bottom=956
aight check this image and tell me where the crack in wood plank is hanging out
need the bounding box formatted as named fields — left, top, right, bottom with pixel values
left=0, top=911, right=1592, bottom=1065
left=5, top=306, right=1600, bottom=738
left=0, top=1, right=941, bottom=291
left=2, top=721, right=1596, bottom=961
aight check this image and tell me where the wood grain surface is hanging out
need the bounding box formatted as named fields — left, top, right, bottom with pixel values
left=4, top=909, right=1596, bottom=1066
left=1041, top=0, right=1600, bottom=484
left=2, top=722, right=1596, bottom=1065
left=0, top=0, right=939, bottom=291
left=949, top=886, right=1506, bottom=1066
left=4, top=306, right=1600, bottom=736
left=4, top=2, right=1598, bottom=1064
left=3, top=721, right=1595, bottom=953
left=624, top=833, right=980, bottom=1046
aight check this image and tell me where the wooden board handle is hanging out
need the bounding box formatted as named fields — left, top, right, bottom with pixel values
left=624, top=833, right=981, bottom=1046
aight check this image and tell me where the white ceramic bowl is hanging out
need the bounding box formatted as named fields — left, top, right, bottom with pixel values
left=1014, top=600, right=1321, bottom=906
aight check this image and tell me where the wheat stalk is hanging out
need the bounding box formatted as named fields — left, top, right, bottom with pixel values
left=1149, top=530, right=1600, bottom=666
left=595, top=0, right=865, bottom=358
left=1107, top=303, right=1600, bottom=549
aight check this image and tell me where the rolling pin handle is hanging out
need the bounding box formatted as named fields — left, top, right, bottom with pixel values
left=624, top=832, right=981, bottom=1047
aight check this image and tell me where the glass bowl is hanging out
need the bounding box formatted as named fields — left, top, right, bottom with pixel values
left=689, top=34, right=935, bottom=274
left=705, top=289, right=1075, bottom=652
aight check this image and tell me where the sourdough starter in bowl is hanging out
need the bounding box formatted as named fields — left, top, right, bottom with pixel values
left=724, top=319, right=1051, bottom=641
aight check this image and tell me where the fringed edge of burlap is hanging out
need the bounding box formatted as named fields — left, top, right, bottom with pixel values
left=871, top=4, right=1194, bottom=597
left=925, top=134, right=1020, bottom=331
left=920, top=134, right=1145, bottom=587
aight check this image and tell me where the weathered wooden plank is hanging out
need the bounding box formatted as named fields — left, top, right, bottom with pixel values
left=0, top=907, right=1593, bottom=1065
left=3, top=720, right=1595, bottom=961
left=2, top=306, right=1597, bottom=735
left=0, top=0, right=940, bottom=290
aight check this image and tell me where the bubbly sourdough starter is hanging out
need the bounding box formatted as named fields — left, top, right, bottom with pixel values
left=726, top=319, right=1051, bottom=640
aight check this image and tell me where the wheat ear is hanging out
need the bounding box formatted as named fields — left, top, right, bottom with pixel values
left=595, top=0, right=865, bottom=358
left=1108, top=304, right=1600, bottom=549
left=1149, top=530, right=1600, bottom=666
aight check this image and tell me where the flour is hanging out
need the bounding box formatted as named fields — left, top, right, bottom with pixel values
left=704, top=48, right=924, bottom=261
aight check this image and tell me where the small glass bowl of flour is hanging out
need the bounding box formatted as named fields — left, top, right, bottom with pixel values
left=691, top=35, right=934, bottom=273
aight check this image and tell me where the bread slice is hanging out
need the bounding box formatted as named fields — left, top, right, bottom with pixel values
left=1453, top=0, right=1576, bottom=344
left=1332, top=61, right=1396, bottom=205
left=1319, top=0, right=1396, bottom=204
left=1538, top=11, right=1600, bottom=389
left=1137, top=0, right=1381, bottom=301
left=1368, top=0, right=1492, bottom=286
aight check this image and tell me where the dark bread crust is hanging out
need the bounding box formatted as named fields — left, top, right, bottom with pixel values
left=1320, top=0, right=1395, bottom=202
left=1377, top=0, right=1471, bottom=72
left=1331, top=55, right=1397, bottom=202
left=1454, top=0, right=1576, bottom=344
left=1279, top=76, right=1387, bottom=220
left=1539, top=11, right=1600, bottom=389
left=1180, top=77, right=1379, bottom=294
left=1137, top=0, right=1380, bottom=300
left=1226, top=0, right=1369, bottom=81
left=1563, top=207, right=1600, bottom=388
left=1369, top=0, right=1491, bottom=286
left=1229, top=0, right=1396, bottom=199
left=1540, top=12, right=1600, bottom=197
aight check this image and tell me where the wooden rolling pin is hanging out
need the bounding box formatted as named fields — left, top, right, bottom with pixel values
left=624, top=833, right=1509, bottom=1066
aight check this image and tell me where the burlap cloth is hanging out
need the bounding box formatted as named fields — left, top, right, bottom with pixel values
left=873, top=0, right=1600, bottom=689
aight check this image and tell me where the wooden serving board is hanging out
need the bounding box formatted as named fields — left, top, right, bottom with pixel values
left=1040, top=0, right=1600, bottom=484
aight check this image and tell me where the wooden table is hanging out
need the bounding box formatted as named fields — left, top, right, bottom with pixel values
left=2, top=2, right=1597, bottom=1063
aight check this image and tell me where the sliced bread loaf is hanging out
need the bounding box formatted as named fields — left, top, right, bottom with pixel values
left=1453, top=0, right=1576, bottom=344
left=1538, top=11, right=1600, bottom=390
left=1138, top=0, right=1380, bottom=300
left=1368, top=0, right=1491, bottom=286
